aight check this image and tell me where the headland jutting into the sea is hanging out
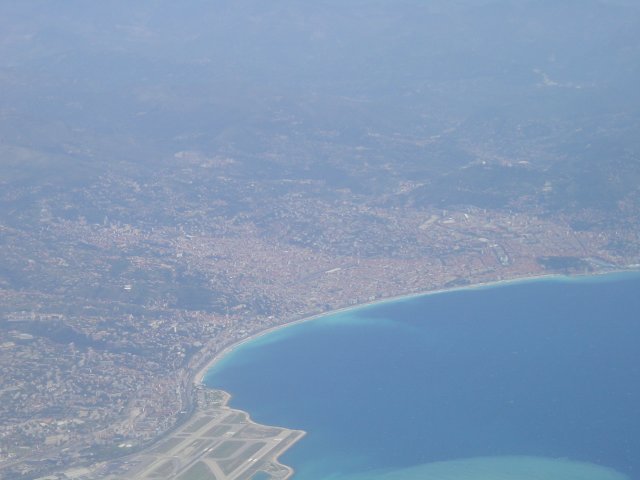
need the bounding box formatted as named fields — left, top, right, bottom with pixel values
left=95, top=267, right=640, bottom=479
left=6, top=178, right=640, bottom=479
left=193, top=267, right=640, bottom=480
left=120, top=386, right=305, bottom=480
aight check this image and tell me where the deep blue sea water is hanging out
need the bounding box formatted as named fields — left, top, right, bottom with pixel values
left=205, top=272, right=640, bottom=480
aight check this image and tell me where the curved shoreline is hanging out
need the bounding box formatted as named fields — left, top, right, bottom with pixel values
left=197, top=267, right=640, bottom=386
left=188, top=267, right=639, bottom=479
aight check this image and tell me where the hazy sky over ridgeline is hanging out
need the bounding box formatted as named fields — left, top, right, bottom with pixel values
left=1, top=0, right=639, bottom=210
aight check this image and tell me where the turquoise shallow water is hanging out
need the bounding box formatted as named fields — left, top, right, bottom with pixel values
left=205, top=272, right=640, bottom=479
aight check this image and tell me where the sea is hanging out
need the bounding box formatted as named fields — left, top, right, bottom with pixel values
left=204, top=272, right=640, bottom=480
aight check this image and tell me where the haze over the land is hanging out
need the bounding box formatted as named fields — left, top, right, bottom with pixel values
left=1, top=1, right=639, bottom=478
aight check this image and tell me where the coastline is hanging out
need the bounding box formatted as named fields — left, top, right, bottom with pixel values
left=197, top=267, right=639, bottom=386
left=183, top=266, right=640, bottom=479
left=124, top=386, right=306, bottom=480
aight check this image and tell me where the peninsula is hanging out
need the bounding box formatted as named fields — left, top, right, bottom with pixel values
left=115, top=387, right=304, bottom=480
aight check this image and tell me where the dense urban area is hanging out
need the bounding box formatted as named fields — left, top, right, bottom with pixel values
left=2, top=158, right=638, bottom=478
left=2, top=0, right=640, bottom=478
